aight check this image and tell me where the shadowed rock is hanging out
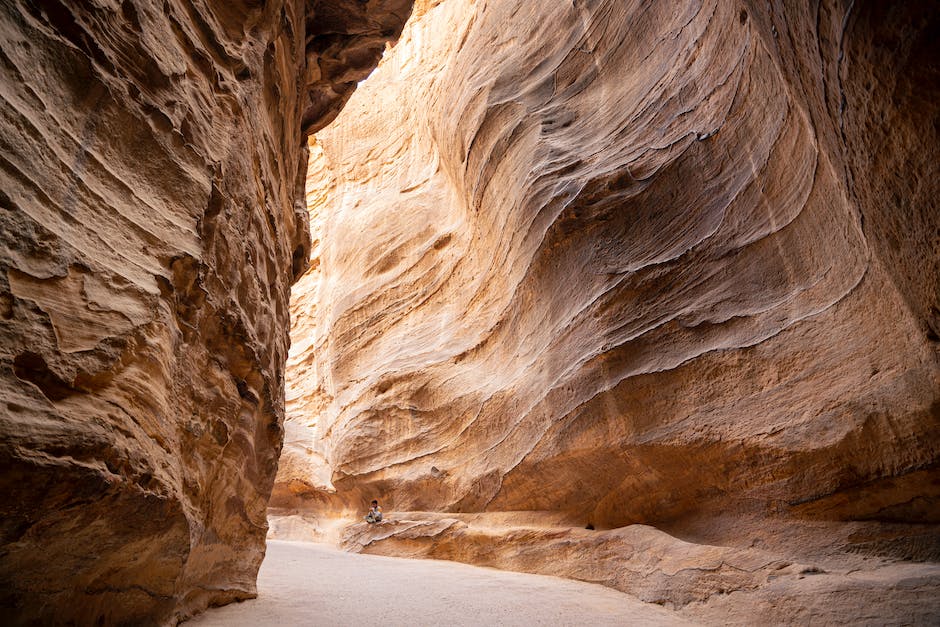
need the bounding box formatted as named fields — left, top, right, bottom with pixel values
left=0, top=0, right=411, bottom=624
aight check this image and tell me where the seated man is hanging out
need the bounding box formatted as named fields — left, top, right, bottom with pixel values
left=365, top=499, right=383, bottom=524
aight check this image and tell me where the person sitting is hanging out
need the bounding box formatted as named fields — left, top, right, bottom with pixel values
left=365, top=499, right=383, bottom=524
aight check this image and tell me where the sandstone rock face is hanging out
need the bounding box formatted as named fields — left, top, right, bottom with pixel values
left=278, top=0, right=940, bottom=618
left=0, top=1, right=410, bottom=624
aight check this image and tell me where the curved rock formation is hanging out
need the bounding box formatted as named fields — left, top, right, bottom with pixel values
left=278, top=0, right=939, bottom=618
left=0, top=0, right=410, bottom=624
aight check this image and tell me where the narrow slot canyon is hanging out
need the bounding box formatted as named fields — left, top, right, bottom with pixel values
left=0, top=0, right=938, bottom=625
left=266, top=1, right=940, bottom=623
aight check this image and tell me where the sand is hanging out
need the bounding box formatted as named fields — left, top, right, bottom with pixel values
left=187, top=540, right=686, bottom=626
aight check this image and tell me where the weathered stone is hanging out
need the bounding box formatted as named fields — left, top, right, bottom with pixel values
left=278, top=0, right=939, bottom=621
left=0, top=1, right=410, bottom=624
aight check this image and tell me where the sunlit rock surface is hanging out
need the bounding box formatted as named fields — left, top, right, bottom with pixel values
left=0, top=0, right=410, bottom=624
left=278, top=0, right=940, bottom=619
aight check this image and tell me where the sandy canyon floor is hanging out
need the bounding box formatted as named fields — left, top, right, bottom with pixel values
left=259, top=511, right=940, bottom=625
left=188, top=540, right=685, bottom=626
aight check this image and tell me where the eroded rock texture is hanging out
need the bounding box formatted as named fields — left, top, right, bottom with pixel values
left=0, top=0, right=410, bottom=624
left=278, top=0, right=940, bottom=618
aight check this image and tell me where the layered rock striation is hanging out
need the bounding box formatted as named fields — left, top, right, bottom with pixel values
left=0, top=0, right=410, bottom=624
left=278, top=0, right=940, bottom=616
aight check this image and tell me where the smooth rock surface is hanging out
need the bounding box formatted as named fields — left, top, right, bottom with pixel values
left=0, top=1, right=410, bottom=624
left=278, top=0, right=940, bottom=621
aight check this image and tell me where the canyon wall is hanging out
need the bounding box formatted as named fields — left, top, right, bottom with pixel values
left=279, top=0, right=939, bottom=571
left=0, top=0, right=410, bottom=624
